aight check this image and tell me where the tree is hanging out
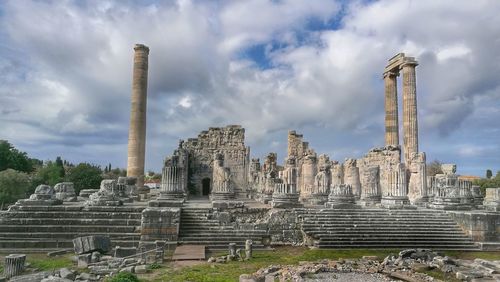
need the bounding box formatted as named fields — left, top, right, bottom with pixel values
left=426, top=160, right=443, bottom=177
left=55, top=156, right=65, bottom=177
left=0, top=169, right=31, bottom=207
left=0, top=140, right=34, bottom=173
left=34, top=161, right=65, bottom=187
left=486, top=169, right=493, bottom=179
left=66, top=163, right=103, bottom=194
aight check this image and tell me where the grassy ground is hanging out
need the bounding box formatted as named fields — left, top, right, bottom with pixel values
left=0, top=253, right=74, bottom=273
left=1, top=248, right=498, bottom=282
left=144, top=247, right=500, bottom=282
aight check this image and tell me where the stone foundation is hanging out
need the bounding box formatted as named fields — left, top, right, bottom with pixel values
left=140, top=207, right=180, bottom=242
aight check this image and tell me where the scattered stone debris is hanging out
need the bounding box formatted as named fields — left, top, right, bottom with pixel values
left=239, top=249, right=500, bottom=282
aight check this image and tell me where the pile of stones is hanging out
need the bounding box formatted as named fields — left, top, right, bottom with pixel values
left=208, top=241, right=253, bottom=263
left=239, top=249, right=500, bottom=282
left=73, top=235, right=154, bottom=276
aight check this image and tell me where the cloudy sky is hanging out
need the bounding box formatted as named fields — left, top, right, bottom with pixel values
left=1, top=0, right=499, bottom=176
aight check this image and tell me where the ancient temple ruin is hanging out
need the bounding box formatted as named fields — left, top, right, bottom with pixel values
left=0, top=48, right=498, bottom=260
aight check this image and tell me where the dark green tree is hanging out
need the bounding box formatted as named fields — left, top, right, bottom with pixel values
left=0, top=169, right=31, bottom=207
left=34, top=161, right=65, bottom=187
left=486, top=169, right=493, bottom=179
left=0, top=140, right=34, bottom=173
left=55, top=156, right=65, bottom=177
left=426, top=160, right=443, bottom=177
left=66, top=163, right=103, bottom=194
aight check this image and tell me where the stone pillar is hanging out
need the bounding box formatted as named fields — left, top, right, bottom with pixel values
left=149, top=156, right=185, bottom=207
left=325, top=184, right=358, bottom=209
left=300, top=154, right=317, bottom=197
left=381, top=163, right=411, bottom=208
left=408, top=152, right=428, bottom=204
left=4, top=254, right=26, bottom=278
left=401, top=59, right=419, bottom=164
left=360, top=166, right=381, bottom=205
left=127, top=44, right=149, bottom=189
left=384, top=71, right=399, bottom=147
left=343, top=159, right=361, bottom=199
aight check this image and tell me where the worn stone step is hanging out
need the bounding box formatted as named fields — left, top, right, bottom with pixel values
left=309, top=231, right=469, bottom=237
left=318, top=237, right=472, bottom=242
left=0, top=232, right=141, bottom=240
left=302, top=222, right=459, bottom=227
left=2, top=211, right=142, bottom=219
left=0, top=239, right=141, bottom=249
left=5, top=205, right=146, bottom=212
left=0, top=225, right=138, bottom=233
left=0, top=218, right=141, bottom=226
left=314, top=244, right=478, bottom=250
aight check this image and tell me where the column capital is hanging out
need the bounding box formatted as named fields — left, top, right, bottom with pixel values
left=400, top=57, right=418, bottom=68
left=383, top=71, right=399, bottom=79
left=134, top=44, right=150, bottom=54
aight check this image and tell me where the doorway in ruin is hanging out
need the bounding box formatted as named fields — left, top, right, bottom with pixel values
left=202, top=178, right=211, bottom=196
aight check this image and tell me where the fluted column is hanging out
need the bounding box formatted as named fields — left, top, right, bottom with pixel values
left=384, top=71, right=399, bottom=147
left=127, top=44, right=149, bottom=188
left=401, top=59, right=419, bottom=164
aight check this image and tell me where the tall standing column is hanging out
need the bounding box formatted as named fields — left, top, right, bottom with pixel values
left=401, top=59, right=418, bottom=164
left=384, top=71, right=399, bottom=147
left=127, top=44, right=149, bottom=189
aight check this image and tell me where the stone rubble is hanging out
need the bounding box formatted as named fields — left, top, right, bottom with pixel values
left=239, top=249, right=500, bottom=282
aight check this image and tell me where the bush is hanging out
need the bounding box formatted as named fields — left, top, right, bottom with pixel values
left=106, top=272, right=140, bottom=282
left=0, top=140, right=34, bottom=173
left=66, top=163, right=103, bottom=194
left=0, top=169, right=31, bottom=206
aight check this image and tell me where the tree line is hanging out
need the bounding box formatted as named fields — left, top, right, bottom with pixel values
left=0, top=140, right=126, bottom=207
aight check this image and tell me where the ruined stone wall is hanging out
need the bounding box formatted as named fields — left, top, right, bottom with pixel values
left=358, top=146, right=401, bottom=197
left=182, top=125, right=250, bottom=195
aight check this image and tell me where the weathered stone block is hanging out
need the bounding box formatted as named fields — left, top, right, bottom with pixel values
left=140, top=207, right=180, bottom=241
left=114, top=247, right=137, bottom=258
left=73, top=235, right=111, bottom=255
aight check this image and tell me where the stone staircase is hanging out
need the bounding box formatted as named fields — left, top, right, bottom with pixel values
left=297, top=208, right=478, bottom=250
left=0, top=205, right=144, bottom=252
left=178, top=208, right=268, bottom=250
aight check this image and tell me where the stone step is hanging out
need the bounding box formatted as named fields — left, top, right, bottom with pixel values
left=314, top=244, right=478, bottom=250
left=5, top=205, right=146, bottom=212
left=0, top=239, right=141, bottom=249
left=302, top=221, right=458, bottom=226
left=180, top=228, right=267, bottom=233
left=0, top=218, right=141, bottom=226
left=2, top=211, right=142, bottom=219
left=0, top=225, right=138, bottom=233
left=302, top=225, right=463, bottom=230
left=0, top=232, right=141, bottom=240
left=308, top=231, right=469, bottom=237
left=318, top=237, right=472, bottom=242
left=179, top=236, right=264, bottom=242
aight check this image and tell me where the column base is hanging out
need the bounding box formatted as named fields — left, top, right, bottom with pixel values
left=271, top=193, right=302, bottom=208
left=308, top=193, right=329, bottom=205
left=210, top=192, right=235, bottom=201
left=381, top=196, right=413, bottom=209
left=359, top=195, right=381, bottom=206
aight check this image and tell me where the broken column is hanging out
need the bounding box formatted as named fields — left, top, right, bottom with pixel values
left=381, top=163, right=411, bottom=208
left=343, top=159, right=361, bottom=199
left=149, top=155, right=185, bottom=207
left=325, top=184, right=358, bottom=209
left=4, top=254, right=26, bottom=278
left=401, top=57, right=419, bottom=164
left=127, top=44, right=149, bottom=189
left=359, top=166, right=381, bottom=205
left=211, top=153, right=235, bottom=201
left=310, top=156, right=331, bottom=205
left=272, top=157, right=301, bottom=208
left=407, top=152, right=428, bottom=204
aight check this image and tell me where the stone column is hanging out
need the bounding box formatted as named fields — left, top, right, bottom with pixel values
left=401, top=59, right=419, bottom=163
left=4, top=254, right=26, bottom=278
left=127, top=44, right=149, bottom=189
left=343, top=159, right=361, bottom=199
left=381, top=163, right=410, bottom=207
left=384, top=71, right=399, bottom=147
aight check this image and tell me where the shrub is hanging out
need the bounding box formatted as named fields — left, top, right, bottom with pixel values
left=106, top=272, right=140, bottom=282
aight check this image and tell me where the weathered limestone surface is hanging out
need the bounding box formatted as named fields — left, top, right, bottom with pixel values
left=54, top=182, right=77, bottom=202
left=272, top=157, right=301, bottom=208
left=14, top=184, right=62, bottom=206
left=429, top=164, right=474, bottom=210
left=182, top=125, right=250, bottom=196
left=359, top=166, right=380, bottom=205
left=325, top=184, right=358, bottom=209
left=127, top=44, right=149, bottom=189
left=343, top=159, right=361, bottom=199
left=150, top=154, right=185, bottom=207
left=300, top=153, right=317, bottom=197
left=73, top=235, right=111, bottom=254
left=330, top=161, right=344, bottom=187
left=211, top=153, right=235, bottom=201
left=4, top=254, right=26, bottom=278
left=484, top=188, right=500, bottom=211
left=384, top=71, right=399, bottom=147
left=311, top=158, right=331, bottom=205
left=401, top=58, right=419, bottom=164
left=407, top=152, right=427, bottom=204
left=381, top=163, right=411, bottom=207
left=86, top=180, right=122, bottom=206
left=140, top=207, right=180, bottom=242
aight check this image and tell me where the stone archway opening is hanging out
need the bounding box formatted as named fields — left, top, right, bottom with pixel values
left=202, top=178, right=211, bottom=196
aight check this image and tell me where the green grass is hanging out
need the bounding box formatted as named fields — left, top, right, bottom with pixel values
left=28, top=254, right=73, bottom=271
left=420, top=268, right=461, bottom=282
left=146, top=247, right=500, bottom=282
